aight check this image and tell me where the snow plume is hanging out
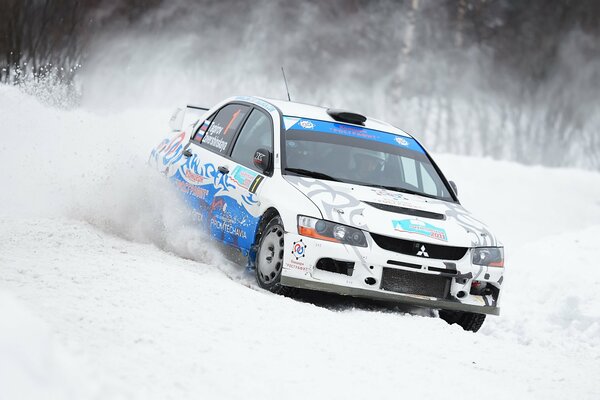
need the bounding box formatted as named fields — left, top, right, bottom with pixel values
left=0, top=84, right=219, bottom=265
left=77, top=0, right=600, bottom=169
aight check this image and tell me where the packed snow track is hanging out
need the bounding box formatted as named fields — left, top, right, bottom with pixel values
left=1, top=87, right=599, bottom=399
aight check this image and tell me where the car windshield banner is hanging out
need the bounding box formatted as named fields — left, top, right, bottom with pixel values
left=283, top=116, right=424, bottom=154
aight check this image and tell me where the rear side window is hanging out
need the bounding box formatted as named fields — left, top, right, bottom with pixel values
left=200, top=104, right=250, bottom=154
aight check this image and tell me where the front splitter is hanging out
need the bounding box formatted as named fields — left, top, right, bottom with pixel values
left=281, top=275, right=500, bottom=316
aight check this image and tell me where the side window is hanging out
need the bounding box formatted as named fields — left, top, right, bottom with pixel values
left=199, top=104, right=251, bottom=154
left=230, top=109, right=273, bottom=172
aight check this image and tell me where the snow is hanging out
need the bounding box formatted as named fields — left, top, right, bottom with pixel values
left=1, top=85, right=599, bottom=399
left=0, top=291, right=99, bottom=399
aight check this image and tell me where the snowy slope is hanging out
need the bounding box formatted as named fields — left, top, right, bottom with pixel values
left=1, top=86, right=599, bottom=399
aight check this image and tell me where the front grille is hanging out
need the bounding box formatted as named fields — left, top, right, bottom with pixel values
left=371, top=233, right=468, bottom=260
left=364, top=201, right=446, bottom=220
left=380, top=268, right=450, bottom=298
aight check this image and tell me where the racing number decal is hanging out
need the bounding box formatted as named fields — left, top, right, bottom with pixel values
left=223, top=109, right=241, bottom=135
left=249, top=175, right=264, bottom=194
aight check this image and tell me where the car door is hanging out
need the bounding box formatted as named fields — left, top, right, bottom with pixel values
left=222, top=107, right=274, bottom=252
left=180, top=102, right=272, bottom=253
left=177, top=102, right=250, bottom=237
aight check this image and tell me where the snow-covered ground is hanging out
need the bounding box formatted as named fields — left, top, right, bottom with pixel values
left=1, top=86, right=599, bottom=399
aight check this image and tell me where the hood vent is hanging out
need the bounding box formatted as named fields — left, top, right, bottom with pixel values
left=364, top=201, right=446, bottom=220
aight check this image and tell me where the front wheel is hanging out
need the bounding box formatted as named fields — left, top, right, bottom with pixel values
left=255, top=216, right=294, bottom=296
left=439, top=310, right=486, bottom=332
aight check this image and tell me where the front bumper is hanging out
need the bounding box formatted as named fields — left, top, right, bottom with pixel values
left=281, top=232, right=503, bottom=316
left=281, top=276, right=500, bottom=315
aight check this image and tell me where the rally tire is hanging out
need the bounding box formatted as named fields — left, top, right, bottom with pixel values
left=439, top=310, right=486, bottom=333
left=255, top=216, right=295, bottom=296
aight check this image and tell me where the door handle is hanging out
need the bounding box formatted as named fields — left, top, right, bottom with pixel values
left=218, top=166, right=229, bottom=174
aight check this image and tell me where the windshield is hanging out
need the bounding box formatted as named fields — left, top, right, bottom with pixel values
left=282, top=117, right=454, bottom=202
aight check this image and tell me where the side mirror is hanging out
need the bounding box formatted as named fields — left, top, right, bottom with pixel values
left=449, top=180, right=458, bottom=196
left=253, top=148, right=272, bottom=174
left=168, top=107, right=184, bottom=132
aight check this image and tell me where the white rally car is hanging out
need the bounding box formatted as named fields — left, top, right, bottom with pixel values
left=150, top=96, right=504, bottom=332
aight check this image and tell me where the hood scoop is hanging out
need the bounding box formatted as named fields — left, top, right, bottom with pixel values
left=364, top=201, right=446, bottom=220
left=327, top=109, right=367, bottom=126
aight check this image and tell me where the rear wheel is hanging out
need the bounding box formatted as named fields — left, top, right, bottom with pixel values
left=255, top=216, right=294, bottom=296
left=439, top=310, right=486, bottom=332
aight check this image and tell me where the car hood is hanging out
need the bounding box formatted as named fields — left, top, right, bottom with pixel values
left=283, top=176, right=499, bottom=248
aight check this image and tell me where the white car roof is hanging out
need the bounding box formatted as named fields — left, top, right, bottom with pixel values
left=247, top=96, right=413, bottom=139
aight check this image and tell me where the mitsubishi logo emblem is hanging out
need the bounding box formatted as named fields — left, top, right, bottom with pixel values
left=416, top=245, right=429, bottom=257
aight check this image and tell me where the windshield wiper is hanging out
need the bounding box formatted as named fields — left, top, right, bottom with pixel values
left=284, top=168, right=342, bottom=182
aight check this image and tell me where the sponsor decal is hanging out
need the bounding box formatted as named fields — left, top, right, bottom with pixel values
left=184, top=169, right=205, bottom=185
left=393, top=219, right=448, bottom=242
left=230, top=166, right=264, bottom=194
left=175, top=180, right=209, bottom=199
left=284, top=116, right=425, bottom=154
left=254, top=151, right=266, bottom=162
left=194, top=120, right=211, bottom=141
left=207, top=122, right=223, bottom=135
left=223, top=109, right=242, bottom=135
left=233, top=96, right=277, bottom=112
left=291, top=239, right=306, bottom=260
left=210, top=218, right=247, bottom=239
left=331, top=124, right=376, bottom=140
left=202, top=134, right=228, bottom=151
left=285, top=260, right=310, bottom=271
left=299, top=120, right=315, bottom=129
left=283, top=117, right=300, bottom=130
left=372, top=188, right=407, bottom=201
left=370, top=188, right=427, bottom=206
left=231, top=166, right=258, bottom=190
left=248, top=175, right=264, bottom=194
left=210, top=198, right=227, bottom=213
left=395, top=137, right=409, bottom=146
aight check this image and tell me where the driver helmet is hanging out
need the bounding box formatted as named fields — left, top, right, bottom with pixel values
left=353, top=149, right=385, bottom=173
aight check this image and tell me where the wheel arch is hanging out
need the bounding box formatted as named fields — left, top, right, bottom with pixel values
left=249, top=207, right=282, bottom=266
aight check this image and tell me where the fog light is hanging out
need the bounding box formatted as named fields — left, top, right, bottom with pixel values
left=470, top=281, right=487, bottom=295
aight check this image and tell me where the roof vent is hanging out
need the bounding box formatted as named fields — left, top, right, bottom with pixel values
left=327, top=109, right=367, bottom=125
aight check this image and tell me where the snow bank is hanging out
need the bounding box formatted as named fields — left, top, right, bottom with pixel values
left=435, top=154, right=600, bottom=247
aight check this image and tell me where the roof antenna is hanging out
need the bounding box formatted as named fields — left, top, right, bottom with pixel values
left=281, top=66, right=292, bottom=101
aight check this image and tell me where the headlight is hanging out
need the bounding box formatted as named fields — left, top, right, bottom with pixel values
left=297, top=216, right=367, bottom=247
left=471, top=247, right=504, bottom=267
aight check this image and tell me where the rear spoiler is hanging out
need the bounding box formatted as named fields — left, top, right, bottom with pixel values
left=168, top=104, right=210, bottom=132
